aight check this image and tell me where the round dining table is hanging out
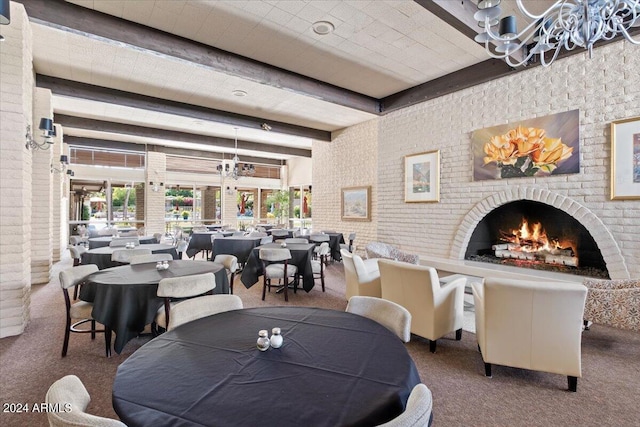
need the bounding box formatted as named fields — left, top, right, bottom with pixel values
left=80, top=260, right=229, bottom=354
left=113, top=306, right=421, bottom=426
left=81, top=244, right=178, bottom=270
left=88, top=235, right=157, bottom=249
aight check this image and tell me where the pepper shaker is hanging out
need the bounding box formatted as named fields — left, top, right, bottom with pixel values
left=270, top=327, right=283, bottom=348
left=257, top=330, right=270, bottom=351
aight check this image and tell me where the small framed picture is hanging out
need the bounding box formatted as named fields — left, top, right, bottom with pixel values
left=611, top=116, right=640, bottom=200
left=341, top=186, right=371, bottom=221
left=404, top=150, right=440, bottom=203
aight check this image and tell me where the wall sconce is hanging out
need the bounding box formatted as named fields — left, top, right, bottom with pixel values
left=26, top=118, right=56, bottom=150
left=51, top=155, right=73, bottom=177
left=226, top=186, right=236, bottom=195
left=150, top=181, right=164, bottom=192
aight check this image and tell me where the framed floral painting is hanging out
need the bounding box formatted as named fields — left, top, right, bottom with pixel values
left=472, top=110, right=580, bottom=181
left=341, top=186, right=371, bottom=221
left=611, top=116, right=640, bottom=200
left=404, top=150, right=440, bottom=203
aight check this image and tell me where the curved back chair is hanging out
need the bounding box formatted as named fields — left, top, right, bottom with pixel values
left=167, top=294, right=243, bottom=331
left=259, top=248, right=298, bottom=302
left=340, top=232, right=357, bottom=253
left=153, top=232, right=163, bottom=243
left=111, top=248, right=152, bottom=264
left=346, top=296, right=411, bottom=342
left=377, top=383, right=433, bottom=427
left=176, top=240, right=188, bottom=259
left=46, top=375, right=127, bottom=427
left=68, top=245, right=87, bottom=267
left=129, top=253, right=174, bottom=265
left=311, top=242, right=330, bottom=292
left=341, top=249, right=381, bottom=300
left=155, top=272, right=217, bottom=331
left=58, top=265, right=108, bottom=357
left=213, top=254, right=239, bottom=294
left=472, top=277, right=588, bottom=391
left=270, top=229, right=289, bottom=239
left=109, top=236, right=140, bottom=247
left=379, top=259, right=465, bottom=353
left=284, top=238, right=308, bottom=244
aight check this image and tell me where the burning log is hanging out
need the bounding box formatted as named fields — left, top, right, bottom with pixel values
left=495, top=250, right=537, bottom=261
left=544, top=254, right=578, bottom=267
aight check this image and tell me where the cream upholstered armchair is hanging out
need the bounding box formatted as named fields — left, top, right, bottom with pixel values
left=379, top=259, right=465, bottom=352
left=341, top=249, right=381, bottom=300
left=472, top=278, right=588, bottom=392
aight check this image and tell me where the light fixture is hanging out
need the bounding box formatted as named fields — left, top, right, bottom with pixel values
left=232, top=89, right=248, bottom=97
left=216, top=127, right=255, bottom=180
left=261, top=123, right=272, bottom=131
left=25, top=118, right=56, bottom=150
left=149, top=181, right=164, bottom=192
left=51, top=154, right=73, bottom=176
left=312, top=20, right=335, bottom=35
left=225, top=186, right=236, bottom=195
left=475, top=0, right=640, bottom=67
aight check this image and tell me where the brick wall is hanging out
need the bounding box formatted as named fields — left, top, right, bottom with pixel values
left=314, top=41, right=640, bottom=278
left=145, top=151, right=166, bottom=235
left=0, top=3, right=34, bottom=338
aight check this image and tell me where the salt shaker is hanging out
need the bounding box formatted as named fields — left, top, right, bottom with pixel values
left=155, top=261, right=163, bottom=270
left=257, top=330, right=270, bottom=351
left=163, top=260, right=169, bottom=270
left=270, top=327, right=283, bottom=349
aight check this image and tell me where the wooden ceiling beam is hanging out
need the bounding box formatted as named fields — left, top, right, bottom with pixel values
left=56, top=114, right=311, bottom=158
left=19, top=0, right=379, bottom=115
left=38, top=75, right=328, bottom=143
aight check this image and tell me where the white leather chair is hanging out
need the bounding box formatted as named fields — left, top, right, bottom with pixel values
left=379, top=260, right=465, bottom=353
left=259, top=248, right=298, bottom=302
left=46, top=375, right=126, bottom=427
left=167, top=294, right=243, bottom=331
left=377, top=383, right=433, bottom=427
left=311, top=242, right=330, bottom=292
left=155, top=272, right=217, bottom=332
left=111, top=248, right=152, bottom=264
left=346, top=296, right=411, bottom=342
left=213, top=254, right=239, bottom=294
left=341, top=249, right=381, bottom=300
left=129, top=253, right=173, bottom=265
left=472, top=277, right=588, bottom=392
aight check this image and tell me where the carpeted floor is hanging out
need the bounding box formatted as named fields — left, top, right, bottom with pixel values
left=1, top=255, right=639, bottom=426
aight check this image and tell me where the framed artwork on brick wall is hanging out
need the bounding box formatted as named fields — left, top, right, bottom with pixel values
left=471, top=109, right=580, bottom=181
left=611, top=116, right=640, bottom=200
left=341, top=186, right=371, bottom=221
left=404, top=150, right=440, bottom=203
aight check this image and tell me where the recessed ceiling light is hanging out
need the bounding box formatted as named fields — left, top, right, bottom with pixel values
left=312, top=21, right=334, bottom=35
left=232, top=89, right=248, bottom=97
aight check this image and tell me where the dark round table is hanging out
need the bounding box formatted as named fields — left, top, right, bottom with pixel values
left=113, top=307, right=421, bottom=426
left=81, top=244, right=178, bottom=270
left=88, top=235, right=157, bottom=249
left=80, top=260, right=228, bottom=354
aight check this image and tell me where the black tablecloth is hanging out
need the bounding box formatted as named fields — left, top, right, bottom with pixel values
left=186, top=232, right=233, bottom=258
left=88, top=236, right=157, bottom=249
left=241, top=242, right=315, bottom=292
left=212, top=236, right=264, bottom=264
left=80, top=244, right=178, bottom=270
left=307, top=233, right=345, bottom=261
left=79, top=260, right=228, bottom=353
left=205, top=225, right=222, bottom=231
left=113, top=307, right=421, bottom=427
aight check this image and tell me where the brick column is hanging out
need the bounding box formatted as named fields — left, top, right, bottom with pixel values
left=221, top=182, right=238, bottom=229
left=0, top=2, right=34, bottom=338
left=135, top=185, right=145, bottom=224
left=145, top=151, right=166, bottom=235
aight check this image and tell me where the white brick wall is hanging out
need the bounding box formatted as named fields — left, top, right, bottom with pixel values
left=314, top=40, right=640, bottom=278
left=0, top=3, right=34, bottom=338
left=145, top=151, right=167, bottom=235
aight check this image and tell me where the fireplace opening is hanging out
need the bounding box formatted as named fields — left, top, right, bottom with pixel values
left=465, top=200, right=609, bottom=279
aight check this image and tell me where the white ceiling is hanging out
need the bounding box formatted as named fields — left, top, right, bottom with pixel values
left=27, top=0, right=555, bottom=161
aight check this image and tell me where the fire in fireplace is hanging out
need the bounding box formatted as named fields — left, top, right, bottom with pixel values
left=465, top=200, right=609, bottom=279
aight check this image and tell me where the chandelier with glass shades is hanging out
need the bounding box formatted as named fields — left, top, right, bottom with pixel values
left=474, top=0, right=640, bottom=67
left=217, top=127, right=255, bottom=180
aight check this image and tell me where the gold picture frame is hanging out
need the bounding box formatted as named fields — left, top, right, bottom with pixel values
left=611, top=116, right=640, bottom=200
left=341, top=186, right=371, bottom=221
left=404, top=150, right=440, bottom=203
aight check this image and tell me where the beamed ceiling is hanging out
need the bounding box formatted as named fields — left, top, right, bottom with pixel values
left=12, top=0, right=632, bottom=164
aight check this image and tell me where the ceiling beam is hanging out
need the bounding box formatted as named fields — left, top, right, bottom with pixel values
left=56, top=114, right=312, bottom=158
left=64, top=136, right=283, bottom=166
left=38, top=75, right=329, bottom=143
left=19, top=0, right=379, bottom=115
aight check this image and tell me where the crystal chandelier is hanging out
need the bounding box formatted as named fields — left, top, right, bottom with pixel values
left=474, top=0, right=640, bottom=67
left=217, top=127, right=255, bottom=180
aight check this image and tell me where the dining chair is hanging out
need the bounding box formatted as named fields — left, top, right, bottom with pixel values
left=247, top=231, right=267, bottom=238
left=311, top=242, right=330, bottom=292
left=167, top=294, right=243, bottom=331
left=208, top=232, right=227, bottom=259
left=260, top=235, right=274, bottom=245
left=377, top=383, right=433, bottom=426
left=111, top=248, right=152, bottom=264
left=176, top=240, right=188, bottom=259
left=153, top=232, right=163, bottom=243
left=109, top=236, right=140, bottom=247
left=129, top=253, right=173, bottom=265
left=213, top=254, right=239, bottom=294
left=155, top=272, right=217, bottom=333
left=284, top=238, right=308, bottom=244
left=69, top=235, right=84, bottom=246
left=58, top=265, right=108, bottom=357
left=309, top=233, right=330, bottom=259
left=68, top=245, right=86, bottom=267
left=136, top=226, right=146, bottom=236
left=271, top=229, right=289, bottom=239
left=340, top=232, right=356, bottom=253
left=232, top=231, right=246, bottom=237
left=46, top=375, right=127, bottom=427
left=259, top=248, right=298, bottom=302
left=346, top=296, right=411, bottom=342
left=341, top=249, right=382, bottom=300
left=378, top=259, right=465, bottom=353
left=192, top=226, right=208, bottom=233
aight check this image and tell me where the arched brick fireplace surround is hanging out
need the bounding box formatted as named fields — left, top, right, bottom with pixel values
left=450, top=188, right=630, bottom=280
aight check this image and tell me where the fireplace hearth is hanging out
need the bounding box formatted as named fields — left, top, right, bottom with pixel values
left=464, top=200, right=609, bottom=279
